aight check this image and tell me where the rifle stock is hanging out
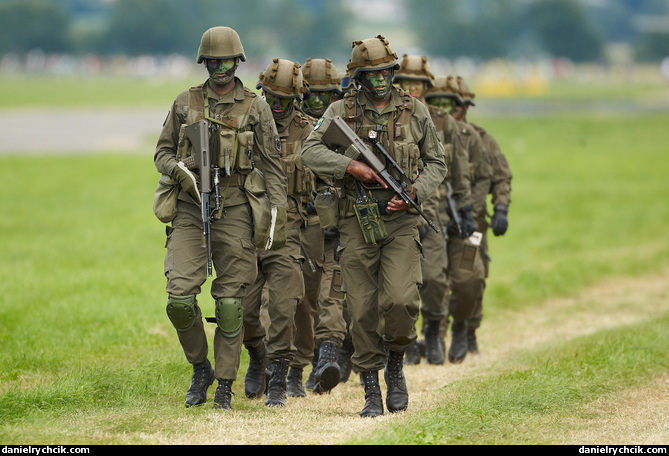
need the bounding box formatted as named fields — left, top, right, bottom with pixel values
left=445, top=182, right=462, bottom=238
left=322, top=116, right=440, bottom=233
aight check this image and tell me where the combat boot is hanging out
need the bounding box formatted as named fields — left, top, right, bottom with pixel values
left=448, top=320, right=468, bottom=363
left=359, top=371, right=383, bottom=418
left=304, top=348, right=319, bottom=391
left=336, top=337, right=354, bottom=383
left=404, top=341, right=421, bottom=364
left=213, top=380, right=233, bottom=410
left=313, top=340, right=341, bottom=394
left=265, top=358, right=290, bottom=407
left=286, top=366, right=306, bottom=397
left=424, top=320, right=444, bottom=365
left=385, top=350, right=408, bottom=413
left=184, top=358, right=215, bottom=407
left=244, top=339, right=269, bottom=398
left=467, top=328, right=479, bottom=354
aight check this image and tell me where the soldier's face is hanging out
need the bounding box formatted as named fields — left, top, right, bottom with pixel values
left=206, top=58, right=237, bottom=85
left=398, top=79, right=426, bottom=98
left=452, top=103, right=466, bottom=121
left=426, top=96, right=454, bottom=112
left=361, top=69, right=393, bottom=100
left=264, top=91, right=291, bottom=116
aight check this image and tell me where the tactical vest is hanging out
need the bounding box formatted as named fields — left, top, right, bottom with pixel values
left=176, top=84, right=257, bottom=184
left=278, top=111, right=317, bottom=203
left=337, top=90, right=423, bottom=215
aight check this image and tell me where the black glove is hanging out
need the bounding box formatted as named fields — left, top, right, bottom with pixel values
left=305, top=201, right=317, bottom=215
left=490, top=204, right=508, bottom=236
left=459, top=204, right=476, bottom=239
left=419, top=224, right=428, bottom=241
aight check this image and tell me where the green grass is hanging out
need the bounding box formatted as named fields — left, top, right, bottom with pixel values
left=1, top=81, right=669, bottom=443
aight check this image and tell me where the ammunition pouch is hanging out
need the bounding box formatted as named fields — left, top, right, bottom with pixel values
left=314, top=189, right=339, bottom=230
left=353, top=186, right=387, bottom=245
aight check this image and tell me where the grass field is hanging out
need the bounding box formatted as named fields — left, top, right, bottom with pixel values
left=0, top=76, right=668, bottom=445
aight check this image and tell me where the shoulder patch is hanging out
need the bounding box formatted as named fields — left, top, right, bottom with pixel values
left=314, top=117, right=324, bottom=131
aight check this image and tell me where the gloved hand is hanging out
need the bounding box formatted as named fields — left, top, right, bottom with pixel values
left=419, top=224, right=429, bottom=241
left=459, top=204, right=476, bottom=239
left=264, top=206, right=287, bottom=251
left=172, top=161, right=200, bottom=204
left=490, top=204, right=508, bottom=236
left=305, top=201, right=317, bottom=215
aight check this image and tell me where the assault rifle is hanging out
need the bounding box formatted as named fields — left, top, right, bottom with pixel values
left=184, top=120, right=221, bottom=277
left=322, top=116, right=440, bottom=233
left=445, top=182, right=462, bottom=238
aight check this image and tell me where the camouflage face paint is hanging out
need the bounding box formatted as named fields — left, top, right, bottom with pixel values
left=398, top=79, right=426, bottom=98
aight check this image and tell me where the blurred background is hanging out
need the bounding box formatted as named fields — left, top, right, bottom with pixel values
left=1, top=0, right=668, bottom=96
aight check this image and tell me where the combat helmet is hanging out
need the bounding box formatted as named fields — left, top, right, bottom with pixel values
left=394, top=54, right=434, bottom=87
left=303, top=58, right=342, bottom=93
left=346, top=35, right=400, bottom=80
left=197, top=26, right=246, bottom=63
left=425, top=75, right=463, bottom=105
left=256, top=58, right=308, bottom=99
left=456, top=76, right=476, bottom=106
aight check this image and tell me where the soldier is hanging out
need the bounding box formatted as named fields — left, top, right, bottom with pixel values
left=301, top=36, right=447, bottom=417
left=153, top=26, right=287, bottom=410
left=299, top=58, right=347, bottom=394
left=394, top=56, right=474, bottom=366
left=455, top=76, right=513, bottom=355
left=445, top=76, right=492, bottom=363
left=242, top=58, right=319, bottom=407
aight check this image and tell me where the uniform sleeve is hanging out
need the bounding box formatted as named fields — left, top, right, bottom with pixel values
left=252, top=98, right=287, bottom=209
left=412, top=102, right=448, bottom=204
left=300, top=102, right=353, bottom=180
left=443, top=114, right=471, bottom=210
left=485, top=133, right=512, bottom=207
left=154, top=90, right=189, bottom=177
left=466, top=127, right=492, bottom=220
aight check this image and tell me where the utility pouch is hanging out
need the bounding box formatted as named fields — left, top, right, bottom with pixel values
left=153, top=173, right=180, bottom=223
left=353, top=183, right=387, bottom=245
left=460, top=231, right=482, bottom=271
left=236, top=130, right=254, bottom=172
left=244, top=168, right=271, bottom=248
left=314, top=189, right=339, bottom=230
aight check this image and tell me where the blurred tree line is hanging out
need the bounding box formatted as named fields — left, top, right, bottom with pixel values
left=0, top=0, right=668, bottom=63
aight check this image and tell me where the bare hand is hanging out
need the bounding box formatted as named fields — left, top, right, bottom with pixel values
left=346, top=160, right=387, bottom=187
left=386, top=192, right=415, bottom=212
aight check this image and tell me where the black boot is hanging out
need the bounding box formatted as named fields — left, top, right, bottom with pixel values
left=336, top=337, right=354, bottom=383
left=359, top=371, right=384, bottom=418
left=313, top=340, right=341, bottom=394
left=184, top=358, right=215, bottom=407
left=385, top=350, right=408, bottom=413
left=265, top=358, right=290, bottom=407
left=448, top=320, right=468, bottom=363
left=424, top=320, right=444, bottom=365
left=467, top=328, right=479, bottom=354
left=286, top=366, right=306, bottom=397
left=404, top=341, right=421, bottom=365
left=244, top=340, right=269, bottom=398
left=304, top=348, right=319, bottom=391
left=213, top=380, right=233, bottom=410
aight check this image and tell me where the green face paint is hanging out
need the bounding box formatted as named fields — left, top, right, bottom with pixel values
left=426, top=96, right=454, bottom=111
left=308, top=91, right=332, bottom=110
left=206, top=58, right=236, bottom=85
left=265, top=92, right=291, bottom=115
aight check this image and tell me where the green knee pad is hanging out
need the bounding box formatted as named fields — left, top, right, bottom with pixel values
left=215, top=297, right=243, bottom=338
left=166, top=294, right=197, bottom=332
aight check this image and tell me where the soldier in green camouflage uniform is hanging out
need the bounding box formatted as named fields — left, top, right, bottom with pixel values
left=455, top=76, right=513, bottom=355
left=242, top=58, right=320, bottom=407
left=153, top=27, right=287, bottom=410
left=394, top=57, right=474, bottom=366
left=301, top=36, right=447, bottom=417
left=299, top=58, right=348, bottom=394
left=445, top=76, right=492, bottom=363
